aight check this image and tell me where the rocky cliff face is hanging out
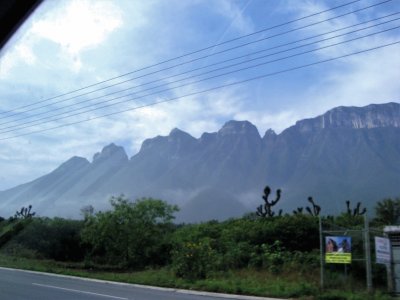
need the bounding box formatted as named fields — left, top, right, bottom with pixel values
left=1, top=102, right=400, bottom=221
left=295, top=102, right=400, bottom=133
left=92, top=143, right=128, bottom=165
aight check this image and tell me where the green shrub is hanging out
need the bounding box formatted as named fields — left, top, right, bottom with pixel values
left=220, top=241, right=253, bottom=269
left=171, top=238, right=217, bottom=280
left=8, top=217, right=85, bottom=261
left=0, top=219, right=28, bottom=248
left=260, top=241, right=287, bottom=273
left=81, top=196, right=178, bottom=268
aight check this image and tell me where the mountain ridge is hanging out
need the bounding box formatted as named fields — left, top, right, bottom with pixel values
left=1, top=102, right=400, bottom=221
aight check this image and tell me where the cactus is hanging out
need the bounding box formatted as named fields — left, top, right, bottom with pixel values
left=256, top=186, right=281, bottom=217
left=353, top=201, right=367, bottom=216
left=346, top=200, right=366, bottom=216
left=294, top=197, right=321, bottom=216
left=346, top=200, right=351, bottom=215
left=293, top=207, right=304, bottom=215
left=306, top=196, right=321, bottom=216
left=14, top=205, right=35, bottom=219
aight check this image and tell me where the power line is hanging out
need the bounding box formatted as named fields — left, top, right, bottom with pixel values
left=0, top=0, right=387, bottom=116
left=1, top=8, right=398, bottom=126
left=1, top=0, right=390, bottom=120
left=1, top=26, right=398, bottom=133
left=0, top=40, right=398, bottom=140
left=0, top=24, right=398, bottom=133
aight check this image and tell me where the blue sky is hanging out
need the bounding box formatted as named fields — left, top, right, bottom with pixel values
left=0, top=0, right=399, bottom=190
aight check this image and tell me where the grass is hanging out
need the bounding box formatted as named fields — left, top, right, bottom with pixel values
left=0, top=254, right=395, bottom=299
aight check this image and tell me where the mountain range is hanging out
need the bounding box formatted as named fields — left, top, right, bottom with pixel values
left=1, top=102, right=400, bottom=222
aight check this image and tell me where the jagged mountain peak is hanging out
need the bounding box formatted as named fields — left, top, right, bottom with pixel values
left=92, top=143, right=128, bottom=164
left=170, top=127, right=184, bottom=135
left=138, top=128, right=196, bottom=155
left=264, top=128, right=277, bottom=137
left=294, top=102, right=400, bottom=133
left=218, top=120, right=260, bottom=138
left=169, top=128, right=196, bottom=141
left=262, top=128, right=277, bottom=144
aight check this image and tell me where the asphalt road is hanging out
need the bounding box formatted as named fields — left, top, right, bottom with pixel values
left=0, top=267, right=281, bottom=300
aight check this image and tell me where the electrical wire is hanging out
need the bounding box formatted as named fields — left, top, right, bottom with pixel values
left=0, top=40, right=398, bottom=140
left=1, top=9, right=398, bottom=125
left=0, top=0, right=388, bottom=116
left=0, top=24, right=398, bottom=133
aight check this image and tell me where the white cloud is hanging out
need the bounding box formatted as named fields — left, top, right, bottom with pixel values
left=0, top=0, right=123, bottom=78
left=15, top=43, right=37, bottom=65
left=0, top=40, right=37, bottom=78
left=32, top=0, right=123, bottom=55
left=0, top=52, right=15, bottom=78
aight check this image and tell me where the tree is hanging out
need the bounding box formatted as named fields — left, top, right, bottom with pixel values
left=374, top=198, right=400, bottom=225
left=81, top=196, right=179, bottom=268
left=80, top=205, right=94, bottom=220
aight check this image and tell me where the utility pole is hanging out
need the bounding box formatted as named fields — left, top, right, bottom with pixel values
left=364, top=213, right=373, bottom=293
left=319, top=216, right=324, bottom=289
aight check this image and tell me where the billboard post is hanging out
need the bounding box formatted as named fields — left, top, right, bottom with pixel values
left=364, top=214, right=373, bottom=293
left=319, top=216, right=324, bottom=289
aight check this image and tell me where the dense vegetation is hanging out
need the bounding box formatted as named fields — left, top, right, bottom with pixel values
left=0, top=195, right=399, bottom=299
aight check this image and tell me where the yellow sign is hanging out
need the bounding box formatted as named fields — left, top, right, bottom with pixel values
left=325, top=252, right=352, bottom=264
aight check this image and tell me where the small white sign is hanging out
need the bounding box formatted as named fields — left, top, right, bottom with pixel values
left=375, top=237, right=391, bottom=264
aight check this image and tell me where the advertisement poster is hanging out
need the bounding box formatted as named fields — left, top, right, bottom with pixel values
left=325, top=236, right=352, bottom=264
left=375, top=237, right=391, bottom=264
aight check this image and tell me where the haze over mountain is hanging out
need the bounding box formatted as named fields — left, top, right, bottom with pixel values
left=1, top=102, right=400, bottom=221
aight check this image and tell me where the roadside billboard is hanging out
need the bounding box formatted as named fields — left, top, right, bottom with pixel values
left=325, top=236, right=352, bottom=264
left=375, top=236, right=391, bottom=264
